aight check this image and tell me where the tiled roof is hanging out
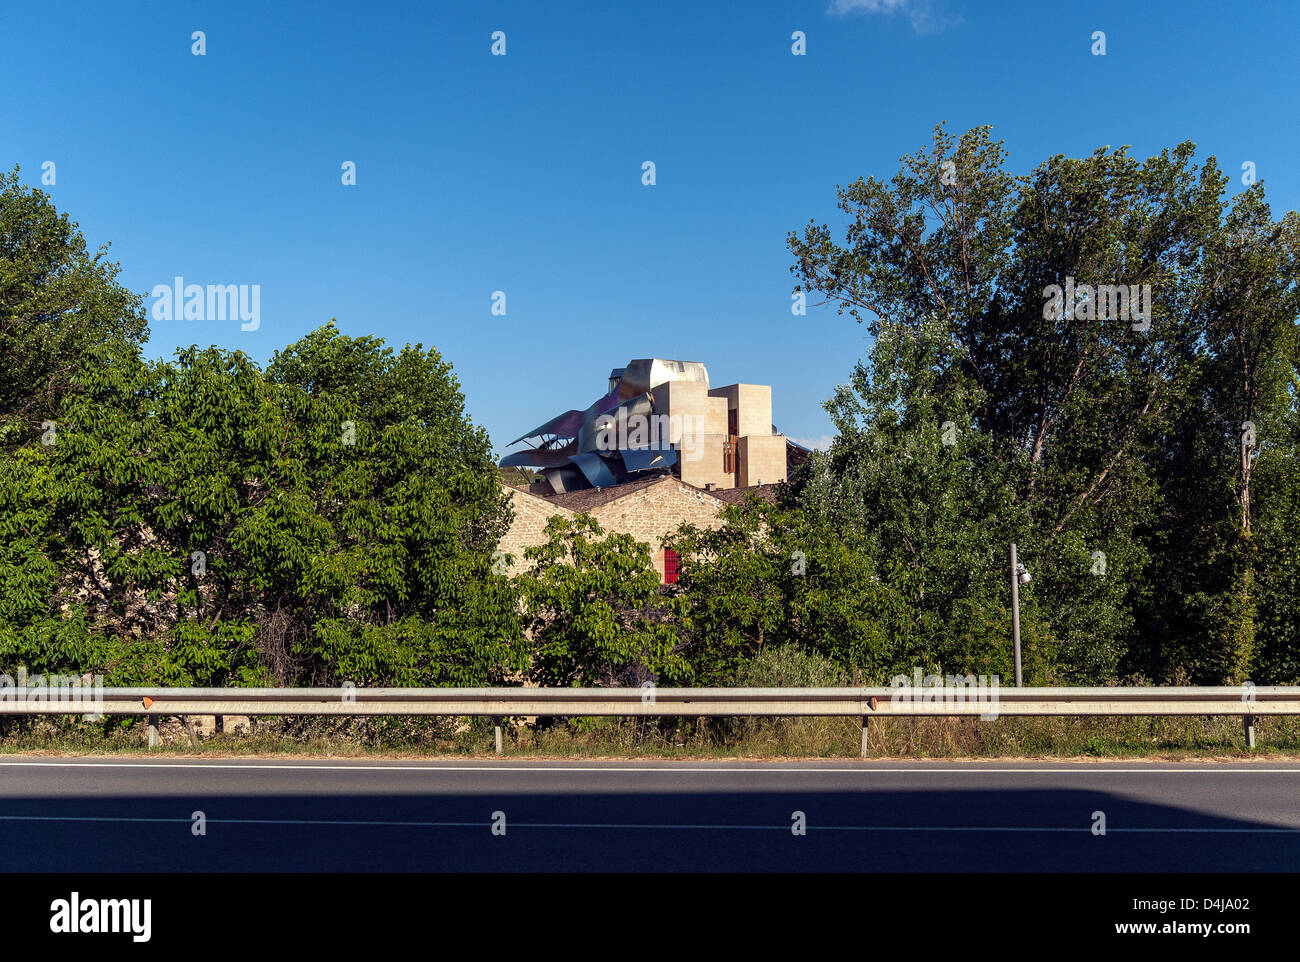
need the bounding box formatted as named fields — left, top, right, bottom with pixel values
left=539, top=475, right=668, bottom=512
left=705, top=483, right=779, bottom=505
left=537, top=476, right=780, bottom=512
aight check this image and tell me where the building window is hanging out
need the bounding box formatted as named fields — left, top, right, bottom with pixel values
left=722, top=436, right=737, bottom=473
left=663, top=548, right=680, bottom=584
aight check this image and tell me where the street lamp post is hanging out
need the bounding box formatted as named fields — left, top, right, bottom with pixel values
left=1010, top=543, right=1030, bottom=688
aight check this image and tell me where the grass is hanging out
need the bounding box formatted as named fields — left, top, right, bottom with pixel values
left=3, top=712, right=1298, bottom=759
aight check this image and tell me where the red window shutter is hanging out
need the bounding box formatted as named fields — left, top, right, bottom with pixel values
left=723, top=436, right=738, bottom=473
left=663, top=549, right=680, bottom=584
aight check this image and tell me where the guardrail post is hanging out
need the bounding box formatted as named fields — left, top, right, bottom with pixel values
left=494, top=717, right=504, bottom=755
left=146, top=716, right=159, bottom=749
left=1244, top=715, right=1256, bottom=749
left=179, top=715, right=199, bottom=748
left=860, top=715, right=869, bottom=758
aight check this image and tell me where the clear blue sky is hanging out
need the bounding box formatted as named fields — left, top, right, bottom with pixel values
left=3, top=0, right=1297, bottom=453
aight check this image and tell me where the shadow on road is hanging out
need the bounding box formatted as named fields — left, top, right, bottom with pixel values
left=2, top=785, right=1296, bottom=871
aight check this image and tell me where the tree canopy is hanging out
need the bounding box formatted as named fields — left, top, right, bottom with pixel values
left=2, top=130, right=1297, bottom=693
left=784, top=124, right=1300, bottom=684
left=0, top=167, right=147, bottom=447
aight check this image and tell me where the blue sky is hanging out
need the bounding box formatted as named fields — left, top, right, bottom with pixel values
left=3, top=0, right=1297, bottom=454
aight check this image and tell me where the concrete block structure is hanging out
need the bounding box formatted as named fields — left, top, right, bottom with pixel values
left=500, top=357, right=792, bottom=495
left=707, top=383, right=773, bottom=440
left=737, top=434, right=787, bottom=488
left=498, top=357, right=810, bottom=582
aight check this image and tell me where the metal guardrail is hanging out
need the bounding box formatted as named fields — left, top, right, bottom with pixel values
left=2, top=685, right=1296, bottom=716
left=2, top=685, right=1292, bottom=752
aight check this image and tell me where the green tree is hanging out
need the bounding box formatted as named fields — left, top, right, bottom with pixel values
left=665, top=495, right=911, bottom=683
left=0, top=167, right=146, bottom=445
left=787, top=125, right=1239, bottom=682
left=1253, top=377, right=1300, bottom=683
left=516, top=515, right=687, bottom=687
left=1144, top=192, right=1300, bottom=681
left=0, top=326, right=524, bottom=687
left=267, top=323, right=524, bottom=685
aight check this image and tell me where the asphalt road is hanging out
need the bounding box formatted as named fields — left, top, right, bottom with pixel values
left=1, top=757, right=1297, bottom=871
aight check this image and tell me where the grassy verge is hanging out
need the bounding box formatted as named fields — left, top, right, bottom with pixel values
left=2, top=713, right=1297, bottom=759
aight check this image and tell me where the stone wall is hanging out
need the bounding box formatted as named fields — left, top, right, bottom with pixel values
left=499, top=486, right=575, bottom=576
left=500, top=478, right=728, bottom=580
left=587, top=477, right=728, bottom=578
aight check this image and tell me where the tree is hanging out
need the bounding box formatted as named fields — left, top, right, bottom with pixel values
left=0, top=167, right=146, bottom=445
left=0, top=325, right=525, bottom=687
left=787, top=124, right=1294, bottom=683
left=1252, top=379, right=1300, bottom=683
left=665, top=495, right=911, bottom=683
left=662, top=499, right=788, bottom=682
left=267, top=323, right=524, bottom=685
left=516, top=515, right=687, bottom=687
left=1143, top=193, right=1300, bottom=681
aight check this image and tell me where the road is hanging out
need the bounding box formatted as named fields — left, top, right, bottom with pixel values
left=0, top=757, right=1297, bottom=871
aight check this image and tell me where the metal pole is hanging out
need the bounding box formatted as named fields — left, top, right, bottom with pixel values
left=1011, top=543, right=1022, bottom=688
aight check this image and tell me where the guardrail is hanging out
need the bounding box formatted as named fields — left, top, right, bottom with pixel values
left=3, top=684, right=1292, bottom=753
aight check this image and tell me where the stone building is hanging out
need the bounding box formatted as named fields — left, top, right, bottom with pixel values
left=497, top=358, right=806, bottom=581
left=499, top=476, right=779, bottom=581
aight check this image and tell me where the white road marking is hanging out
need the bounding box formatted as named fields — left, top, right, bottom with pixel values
left=0, top=760, right=1298, bottom=774
left=0, top=814, right=1294, bottom=832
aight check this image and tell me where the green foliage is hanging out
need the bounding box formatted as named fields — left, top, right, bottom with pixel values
left=0, top=167, right=147, bottom=446
left=0, top=323, right=523, bottom=686
left=1139, top=193, right=1300, bottom=682
left=516, top=515, right=687, bottom=687
left=726, top=643, right=849, bottom=688
left=788, top=124, right=1298, bottom=684
left=665, top=495, right=912, bottom=683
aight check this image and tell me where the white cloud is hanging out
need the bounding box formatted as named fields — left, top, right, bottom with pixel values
left=826, top=0, right=956, bottom=34
left=829, top=0, right=912, bottom=12
left=790, top=434, right=835, bottom=452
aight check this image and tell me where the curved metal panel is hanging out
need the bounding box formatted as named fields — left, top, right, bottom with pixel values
left=500, top=447, right=574, bottom=469
left=569, top=452, right=620, bottom=488
left=507, top=408, right=586, bottom=446
left=502, top=358, right=711, bottom=490
left=544, top=465, right=586, bottom=494
left=580, top=391, right=655, bottom=453
left=618, top=358, right=709, bottom=400
left=622, top=446, right=677, bottom=473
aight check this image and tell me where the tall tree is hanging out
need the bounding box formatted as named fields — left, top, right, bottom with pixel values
left=1, top=326, right=525, bottom=687
left=1143, top=193, right=1300, bottom=681
left=0, top=167, right=146, bottom=445
left=786, top=124, right=1289, bottom=683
